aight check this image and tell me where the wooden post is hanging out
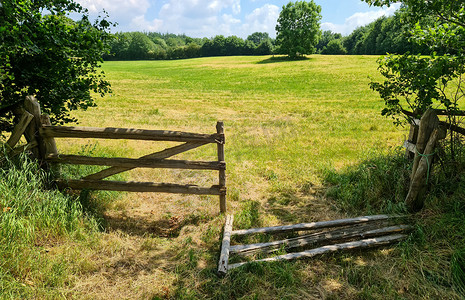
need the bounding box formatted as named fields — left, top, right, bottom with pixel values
left=405, top=128, right=441, bottom=212
left=23, top=96, right=46, bottom=161
left=405, top=118, right=419, bottom=159
left=40, top=114, right=60, bottom=176
left=217, top=121, right=226, bottom=213
left=6, top=111, right=34, bottom=149
left=218, top=214, right=233, bottom=275
left=411, top=109, right=439, bottom=180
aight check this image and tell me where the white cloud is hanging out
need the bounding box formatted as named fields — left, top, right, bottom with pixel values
left=129, top=15, right=163, bottom=32
left=148, top=0, right=241, bottom=37
left=321, top=3, right=401, bottom=36
left=77, top=0, right=150, bottom=24
left=241, top=4, right=280, bottom=38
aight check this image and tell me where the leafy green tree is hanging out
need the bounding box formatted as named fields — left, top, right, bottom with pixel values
left=0, top=0, right=113, bottom=129
left=127, top=32, right=156, bottom=60
left=246, top=32, right=270, bottom=46
left=255, top=39, right=273, bottom=55
left=364, top=0, right=465, bottom=122
left=322, top=39, right=347, bottom=55
left=316, top=30, right=341, bottom=53
left=225, top=36, right=245, bottom=55
left=275, top=1, right=322, bottom=59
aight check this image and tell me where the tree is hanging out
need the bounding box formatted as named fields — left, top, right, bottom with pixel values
left=275, top=1, right=322, bottom=59
left=363, top=0, right=465, bottom=123
left=0, top=0, right=113, bottom=129
left=316, top=30, right=341, bottom=53
left=321, top=39, right=347, bottom=55
left=246, top=32, right=270, bottom=47
left=127, top=32, right=156, bottom=60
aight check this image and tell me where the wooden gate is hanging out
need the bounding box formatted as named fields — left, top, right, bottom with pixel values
left=3, top=96, right=227, bottom=213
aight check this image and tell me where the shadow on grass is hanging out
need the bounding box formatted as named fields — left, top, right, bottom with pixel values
left=256, top=55, right=312, bottom=64
left=102, top=211, right=212, bottom=237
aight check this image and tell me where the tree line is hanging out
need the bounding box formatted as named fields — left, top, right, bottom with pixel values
left=104, top=32, right=274, bottom=60
left=105, top=10, right=431, bottom=61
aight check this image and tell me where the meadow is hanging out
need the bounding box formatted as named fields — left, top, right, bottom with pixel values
left=2, top=55, right=464, bottom=299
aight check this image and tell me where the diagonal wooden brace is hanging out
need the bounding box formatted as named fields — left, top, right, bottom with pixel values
left=83, top=141, right=209, bottom=180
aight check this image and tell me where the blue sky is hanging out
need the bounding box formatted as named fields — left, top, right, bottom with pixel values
left=77, top=0, right=400, bottom=38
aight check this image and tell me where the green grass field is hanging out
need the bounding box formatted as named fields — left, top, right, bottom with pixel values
left=2, top=55, right=464, bottom=299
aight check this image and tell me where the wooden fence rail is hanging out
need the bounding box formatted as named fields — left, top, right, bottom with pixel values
left=2, top=96, right=227, bottom=213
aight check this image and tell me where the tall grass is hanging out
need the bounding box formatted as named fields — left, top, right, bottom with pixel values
left=323, top=140, right=465, bottom=298
left=0, top=151, right=97, bottom=298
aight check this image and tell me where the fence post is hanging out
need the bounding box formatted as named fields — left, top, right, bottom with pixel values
left=405, top=119, right=419, bottom=159
left=40, top=114, right=60, bottom=176
left=23, top=96, right=46, bottom=161
left=217, top=121, right=226, bottom=213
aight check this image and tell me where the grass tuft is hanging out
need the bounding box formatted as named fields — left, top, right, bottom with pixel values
left=0, top=152, right=97, bottom=298
left=323, top=148, right=410, bottom=214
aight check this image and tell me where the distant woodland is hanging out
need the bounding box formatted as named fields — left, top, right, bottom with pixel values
left=104, top=11, right=432, bottom=61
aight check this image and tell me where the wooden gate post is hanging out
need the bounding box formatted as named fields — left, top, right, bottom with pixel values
left=23, top=96, right=48, bottom=162
left=217, top=121, right=226, bottom=213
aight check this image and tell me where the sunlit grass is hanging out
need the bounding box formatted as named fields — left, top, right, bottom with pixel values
left=20, top=55, right=464, bottom=299
left=65, top=55, right=404, bottom=207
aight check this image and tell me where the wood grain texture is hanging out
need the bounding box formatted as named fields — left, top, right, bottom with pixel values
left=41, top=125, right=223, bottom=143
left=230, top=215, right=403, bottom=236
left=228, top=234, right=408, bottom=270
left=47, top=154, right=225, bottom=170
left=56, top=179, right=222, bottom=194
left=218, top=215, right=234, bottom=275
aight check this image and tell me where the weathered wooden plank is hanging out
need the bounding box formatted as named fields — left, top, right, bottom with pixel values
left=83, top=141, right=208, bottom=180
left=46, top=154, right=225, bottom=170
left=228, top=234, right=408, bottom=270
left=56, top=179, right=221, bottom=195
left=411, top=109, right=439, bottom=180
left=23, top=96, right=44, bottom=159
left=230, top=215, right=403, bottom=236
left=40, top=114, right=60, bottom=175
left=230, top=225, right=412, bottom=256
left=403, top=109, right=465, bottom=136
left=217, top=121, right=226, bottom=213
left=40, top=125, right=223, bottom=143
left=403, top=140, right=416, bottom=154
left=6, top=111, right=33, bottom=149
left=406, top=128, right=441, bottom=212
left=218, top=215, right=234, bottom=275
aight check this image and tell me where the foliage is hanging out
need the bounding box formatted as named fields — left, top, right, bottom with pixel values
left=342, top=11, right=430, bottom=55
left=371, top=53, right=464, bottom=123
left=364, top=0, right=465, bottom=122
left=321, top=39, right=347, bottom=55
left=106, top=32, right=274, bottom=60
left=0, top=0, right=113, bottom=129
left=316, top=30, right=342, bottom=53
left=275, top=0, right=322, bottom=59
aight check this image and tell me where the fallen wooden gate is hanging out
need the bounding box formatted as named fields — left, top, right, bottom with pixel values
left=218, top=214, right=411, bottom=275
left=3, top=96, right=227, bottom=213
